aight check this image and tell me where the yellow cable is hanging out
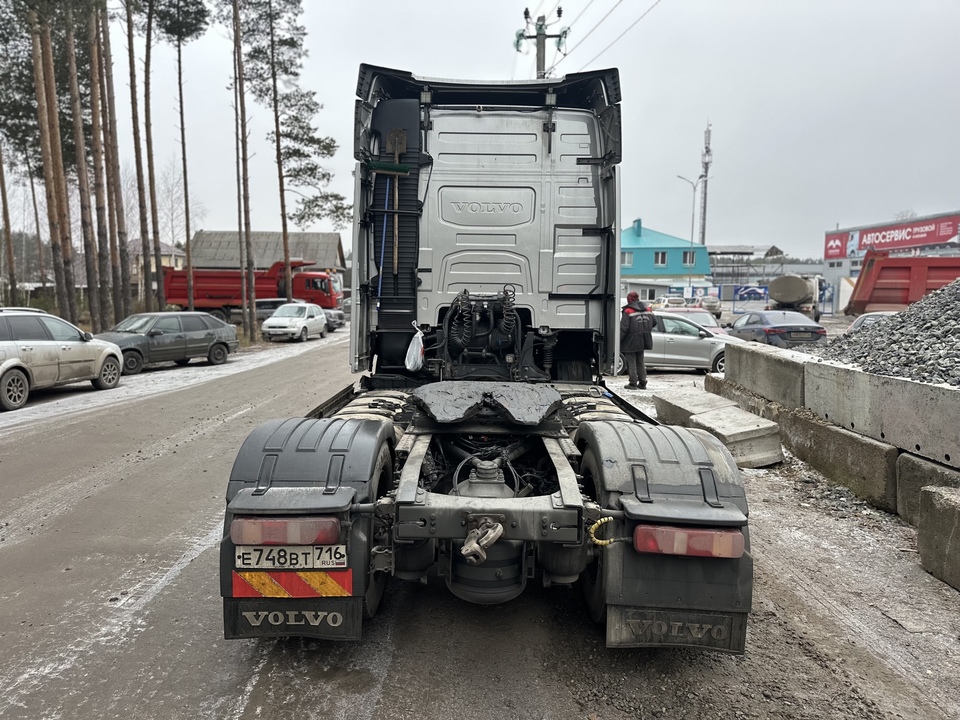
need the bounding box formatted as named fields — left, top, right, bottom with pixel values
left=588, top=516, right=616, bottom=546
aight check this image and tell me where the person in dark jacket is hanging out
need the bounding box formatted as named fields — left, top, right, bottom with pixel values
left=620, top=291, right=654, bottom=389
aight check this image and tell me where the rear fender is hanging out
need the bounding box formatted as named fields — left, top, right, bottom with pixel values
left=220, top=417, right=394, bottom=611
left=575, top=420, right=753, bottom=653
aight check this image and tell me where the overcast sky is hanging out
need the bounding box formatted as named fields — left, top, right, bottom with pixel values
left=103, top=0, right=960, bottom=259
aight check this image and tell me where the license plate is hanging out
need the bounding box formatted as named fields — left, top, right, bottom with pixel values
left=792, top=332, right=812, bottom=338
left=235, top=545, right=348, bottom=570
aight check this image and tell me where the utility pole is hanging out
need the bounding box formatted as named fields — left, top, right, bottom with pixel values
left=515, top=7, right=568, bottom=79
left=698, top=123, right=713, bottom=246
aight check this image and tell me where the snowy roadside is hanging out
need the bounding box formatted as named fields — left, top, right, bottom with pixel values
left=0, top=331, right=350, bottom=435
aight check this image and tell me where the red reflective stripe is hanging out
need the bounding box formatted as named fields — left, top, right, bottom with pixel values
left=230, top=569, right=355, bottom=598
left=271, top=571, right=322, bottom=598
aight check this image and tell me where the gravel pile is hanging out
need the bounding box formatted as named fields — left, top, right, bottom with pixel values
left=805, top=278, right=960, bottom=386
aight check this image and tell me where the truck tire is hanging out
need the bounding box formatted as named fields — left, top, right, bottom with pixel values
left=209, top=308, right=228, bottom=323
left=362, top=442, right=393, bottom=619
left=578, top=447, right=617, bottom=624
left=122, top=351, right=144, bottom=375
left=0, top=368, right=29, bottom=411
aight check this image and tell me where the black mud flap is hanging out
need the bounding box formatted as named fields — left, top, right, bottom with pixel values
left=606, top=606, right=748, bottom=654
left=224, top=597, right=363, bottom=640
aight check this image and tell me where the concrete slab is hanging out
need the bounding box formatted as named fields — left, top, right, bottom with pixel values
left=918, top=486, right=960, bottom=592
left=652, top=389, right=737, bottom=426
left=780, top=411, right=899, bottom=513
left=724, top=343, right=813, bottom=409
left=704, top=374, right=784, bottom=423
left=897, top=454, right=960, bottom=526
left=805, top=361, right=960, bottom=471
left=689, top=406, right=783, bottom=468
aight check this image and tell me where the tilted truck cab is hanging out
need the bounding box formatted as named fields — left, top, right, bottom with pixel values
left=220, top=65, right=753, bottom=653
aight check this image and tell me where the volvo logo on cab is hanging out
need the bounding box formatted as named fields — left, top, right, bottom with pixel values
left=451, top=201, right=523, bottom=214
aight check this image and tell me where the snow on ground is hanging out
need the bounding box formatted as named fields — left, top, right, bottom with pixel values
left=0, top=332, right=350, bottom=436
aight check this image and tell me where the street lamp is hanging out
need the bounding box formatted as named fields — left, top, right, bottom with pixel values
left=677, top=174, right=704, bottom=295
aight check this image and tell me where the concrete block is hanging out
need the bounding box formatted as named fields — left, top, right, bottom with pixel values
left=805, top=361, right=960, bottom=471
left=688, top=406, right=783, bottom=468
left=918, top=486, right=960, bottom=592
left=780, top=411, right=899, bottom=513
left=704, top=374, right=783, bottom=423
left=652, top=389, right=737, bottom=427
left=896, top=454, right=960, bottom=526
left=725, top=343, right=814, bottom=409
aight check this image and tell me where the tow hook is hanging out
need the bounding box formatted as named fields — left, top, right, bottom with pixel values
left=460, top=519, right=504, bottom=565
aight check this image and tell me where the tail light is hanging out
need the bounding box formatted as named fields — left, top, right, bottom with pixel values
left=815, top=328, right=827, bottom=335
left=230, top=516, right=340, bottom=545
left=633, top=524, right=744, bottom=559
left=763, top=327, right=785, bottom=335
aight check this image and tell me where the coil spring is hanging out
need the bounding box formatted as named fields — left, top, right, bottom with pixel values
left=498, top=285, right=518, bottom=335
left=448, top=293, right=473, bottom=355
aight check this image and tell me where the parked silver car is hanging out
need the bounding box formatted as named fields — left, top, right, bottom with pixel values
left=619, top=312, right=743, bottom=375
left=261, top=302, right=328, bottom=342
left=0, top=307, right=123, bottom=411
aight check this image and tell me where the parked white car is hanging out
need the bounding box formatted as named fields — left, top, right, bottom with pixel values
left=0, top=307, right=123, bottom=411
left=261, top=302, right=327, bottom=342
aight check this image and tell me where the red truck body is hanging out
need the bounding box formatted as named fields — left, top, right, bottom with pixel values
left=163, top=261, right=343, bottom=321
left=845, top=250, right=960, bottom=314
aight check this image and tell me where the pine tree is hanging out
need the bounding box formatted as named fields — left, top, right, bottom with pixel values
left=155, top=0, right=209, bottom=312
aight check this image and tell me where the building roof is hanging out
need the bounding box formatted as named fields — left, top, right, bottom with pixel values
left=706, top=244, right=783, bottom=258
left=188, top=231, right=344, bottom=270
left=126, top=239, right=185, bottom=257
left=621, top=221, right=694, bottom=249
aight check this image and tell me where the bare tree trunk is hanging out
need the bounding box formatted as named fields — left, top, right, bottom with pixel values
left=143, top=0, right=165, bottom=308
left=267, top=0, right=292, bottom=302
left=232, top=0, right=256, bottom=336
left=28, top=166, right=45, bottom=287
left=88, top=5, right=112, bottom=328
left=40, top=15, right=78, bottom=323
left=28, top=9, right=68, bottom=316
left=100, top=6, right=130, bottom=318
left=231, top=28, right=248, bottom=338
left=0, top=141, right=17, bottom=306
left=177, top=38, right=194, bottom=311
left=65, top=5, right=102, bottom=332
left=125, top=0, right=153, bottom=311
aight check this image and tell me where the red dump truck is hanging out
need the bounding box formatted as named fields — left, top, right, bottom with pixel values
left=845, top=250, right=960, bottom=315
left=163, top=261, right=345, bottom=328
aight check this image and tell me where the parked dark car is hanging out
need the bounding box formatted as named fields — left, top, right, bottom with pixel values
left=96, top=311, right=240, bottom=375
left=726, top=310, right=826, bottom=347
left=844, top=310, right=897, bottom=334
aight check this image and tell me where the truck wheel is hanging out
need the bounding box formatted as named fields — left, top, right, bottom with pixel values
left=363, top=442, right=393, bottom=619
left=578, top=447, right=617, bottom=624
left=92, top=357, right=122, bottom=390
left=122, top=351, right=144, bottom=375
left=0, top=368, right=29, bottom=411
left=209, top=309, right=228, bottom=323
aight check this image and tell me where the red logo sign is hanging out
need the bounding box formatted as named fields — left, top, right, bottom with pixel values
left=824, top=214, right=960, bottom=258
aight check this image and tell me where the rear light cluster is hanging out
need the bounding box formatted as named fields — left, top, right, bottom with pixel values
left=633, top=524, right=744, bottom=559
left=230, top=517, right=340, bottom=545
left=763, top=327, right=785, bottom=335
left=815, top=328, right=827, bottom=335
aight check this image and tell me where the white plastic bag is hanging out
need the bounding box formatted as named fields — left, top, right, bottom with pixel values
left=405, top=323, right=424, bottom=371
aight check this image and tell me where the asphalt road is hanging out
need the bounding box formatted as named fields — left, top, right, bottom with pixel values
left=1, top=338, right=956, bottom=720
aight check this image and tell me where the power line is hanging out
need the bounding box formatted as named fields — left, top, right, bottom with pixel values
left=554, top=0, right=625, bottom=67
left=565, top=0, right=598, bottom=32
left=577, top=0, right=664, bottom=71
